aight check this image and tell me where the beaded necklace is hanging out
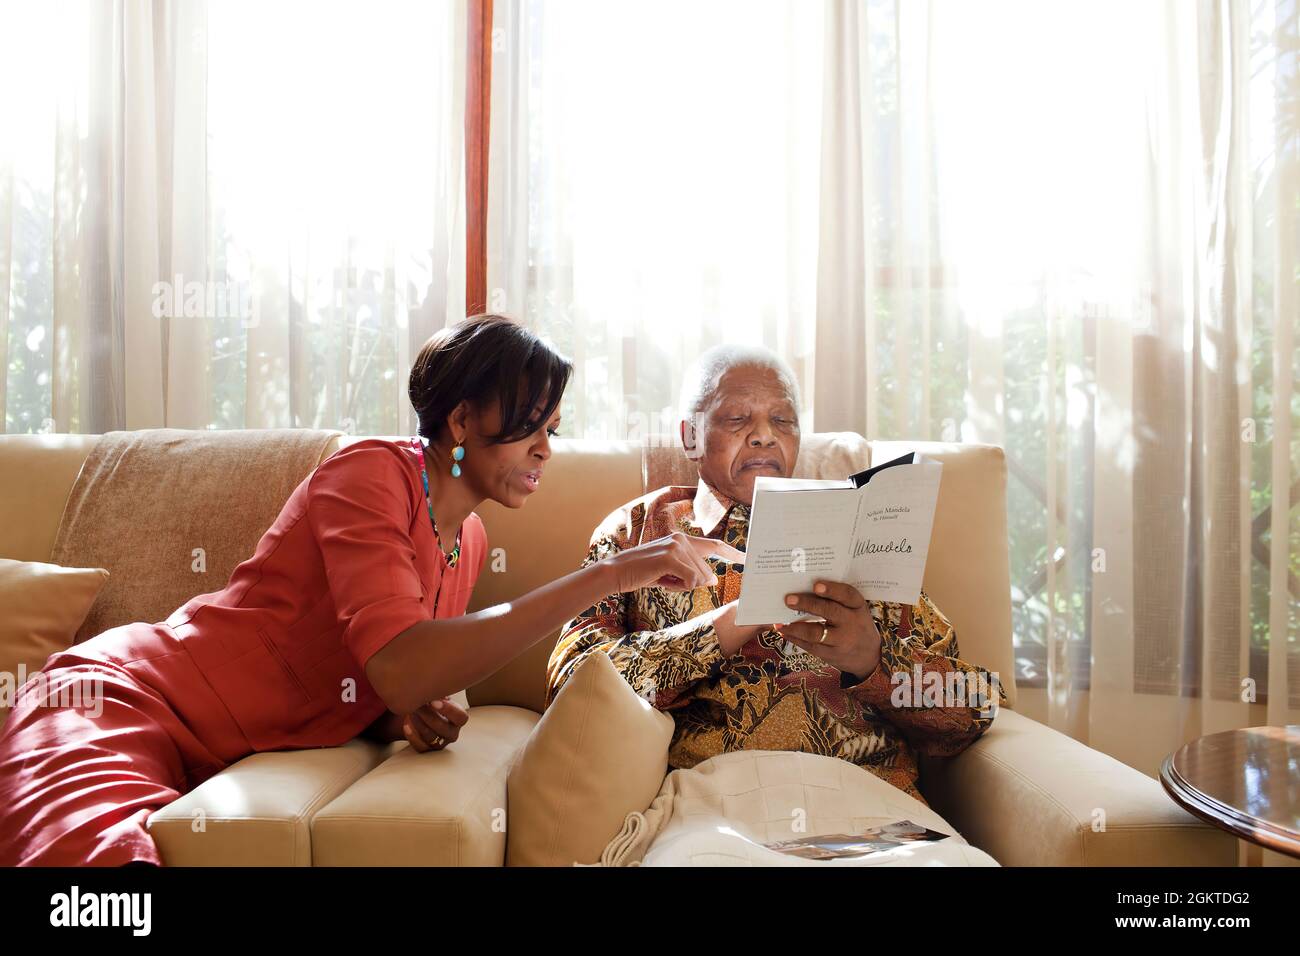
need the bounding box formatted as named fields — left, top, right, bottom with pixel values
left=411, top=436, right=461, bottom=568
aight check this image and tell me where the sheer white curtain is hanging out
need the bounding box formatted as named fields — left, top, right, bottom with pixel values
left=0, top=0, right=467, bottom=436
left=822, top=1, right=1297, bottom=858
left=488, top=0, right=1298, bottom=863
left=486, top=0, right=824, bottom=439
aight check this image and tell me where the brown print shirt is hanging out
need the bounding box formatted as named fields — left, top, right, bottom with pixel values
left=546, top=480, right=1008, bottom=806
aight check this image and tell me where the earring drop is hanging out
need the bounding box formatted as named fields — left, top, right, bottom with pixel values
left=450, top=442, right=465, bottom=478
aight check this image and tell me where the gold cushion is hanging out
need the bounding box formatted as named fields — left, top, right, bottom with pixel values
left=506, top=651, right=674, bottom=866
left=0, top=558, right=109, bottom=726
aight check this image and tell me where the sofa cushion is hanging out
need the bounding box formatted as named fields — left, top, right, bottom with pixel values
left=310, top=704, right=539, bottom=865
left=506, top=651, right=675, bottom=866
left=591, top=749, right=999, bottom=867
left=0, top=558, right=109, bottom=726
left=147, top=737, right=391, bottom=865
left=463, top=438, right=645, bottom=712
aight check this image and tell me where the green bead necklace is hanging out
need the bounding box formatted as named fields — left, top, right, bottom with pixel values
left=411, top=436, right=461, bottom=568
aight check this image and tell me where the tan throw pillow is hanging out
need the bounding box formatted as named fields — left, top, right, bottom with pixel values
left=506, top=651, right=675, bottom=866
left=0, top=558, right=109, bottom=726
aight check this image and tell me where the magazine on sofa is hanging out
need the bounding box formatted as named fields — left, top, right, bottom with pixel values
left=762, top=819, right=951, bottom=859
left=733, top=451, right=943, bottom=625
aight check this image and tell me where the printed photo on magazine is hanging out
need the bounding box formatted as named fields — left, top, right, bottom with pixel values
left=762, top=820, right=950, bottom=860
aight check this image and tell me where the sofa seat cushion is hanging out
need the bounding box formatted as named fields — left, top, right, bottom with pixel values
left=148, top=737, right=392, bottom=865
left=593, top=749, right=999, bottom=867
left=311, top=704, right=539, bottom=866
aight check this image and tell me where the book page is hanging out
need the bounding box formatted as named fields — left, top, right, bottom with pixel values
left=734, top=477, right=857, bottom=625
left=844, top=460, right=943, bottom=604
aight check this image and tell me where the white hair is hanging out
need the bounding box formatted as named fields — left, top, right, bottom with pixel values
left=678, top=343, right=802, bottom=421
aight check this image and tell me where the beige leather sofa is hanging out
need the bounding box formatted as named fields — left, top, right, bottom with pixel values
left=0, top=430, right=1235, bottom=866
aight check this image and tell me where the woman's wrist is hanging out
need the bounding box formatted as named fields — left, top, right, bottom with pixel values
left=590, top=553, right=624, bottom=598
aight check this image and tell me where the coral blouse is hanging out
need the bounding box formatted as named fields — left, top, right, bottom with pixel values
left=158, top=438, right=488, bottom=752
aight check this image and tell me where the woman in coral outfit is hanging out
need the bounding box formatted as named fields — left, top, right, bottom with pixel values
left=0, top=315, right=744, bottom=866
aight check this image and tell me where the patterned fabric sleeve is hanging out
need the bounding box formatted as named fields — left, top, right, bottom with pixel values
left=844, top=590, right=1008, bottom=757
left=545, top=514, right=727, bottom=712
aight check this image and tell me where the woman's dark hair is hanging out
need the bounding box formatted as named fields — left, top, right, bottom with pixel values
left=408, top=314, right=573, bottom=446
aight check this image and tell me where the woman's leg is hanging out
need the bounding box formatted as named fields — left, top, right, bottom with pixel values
left=0, top=664, right=193, bottom=867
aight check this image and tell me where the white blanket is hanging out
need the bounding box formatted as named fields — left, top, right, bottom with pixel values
left=588, top=750, right=1000, bottom=867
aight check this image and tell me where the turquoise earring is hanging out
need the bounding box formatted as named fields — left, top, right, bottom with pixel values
left=450, top=442, right=465, bottom=478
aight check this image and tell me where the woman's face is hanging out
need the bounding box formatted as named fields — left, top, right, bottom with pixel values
left=455, top=397, right=560, bottom=509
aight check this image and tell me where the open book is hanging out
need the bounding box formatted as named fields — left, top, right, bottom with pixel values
left=733, top=451, right=943, bottom=625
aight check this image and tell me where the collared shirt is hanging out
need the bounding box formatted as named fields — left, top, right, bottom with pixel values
left=546, top=478, right=1007, bottom=805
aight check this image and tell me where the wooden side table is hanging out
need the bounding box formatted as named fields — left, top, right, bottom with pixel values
left=1160, top=725, right=1300, bottom=859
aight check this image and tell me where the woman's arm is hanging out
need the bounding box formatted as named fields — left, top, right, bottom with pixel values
left=308, top=445, right=739, bottom=713
left=366, top=532, right=744, bottom=715
left=366, top=560, right=619, bottom=714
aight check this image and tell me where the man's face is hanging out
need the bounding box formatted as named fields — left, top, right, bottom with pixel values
left=690, top=364, right=800, bottom=505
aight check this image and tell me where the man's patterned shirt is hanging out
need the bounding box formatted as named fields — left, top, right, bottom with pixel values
left=546, top=480, right=1006, bottom=805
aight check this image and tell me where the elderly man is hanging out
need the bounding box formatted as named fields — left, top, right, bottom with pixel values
left=545, top=344, right=1005, bottom=805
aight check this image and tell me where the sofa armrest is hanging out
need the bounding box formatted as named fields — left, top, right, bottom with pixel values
left=311, top=705, right=539, bottom=866
left=148, top=738, right=392, bottom=866
left=918, top=709, right=1238, bottom=866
